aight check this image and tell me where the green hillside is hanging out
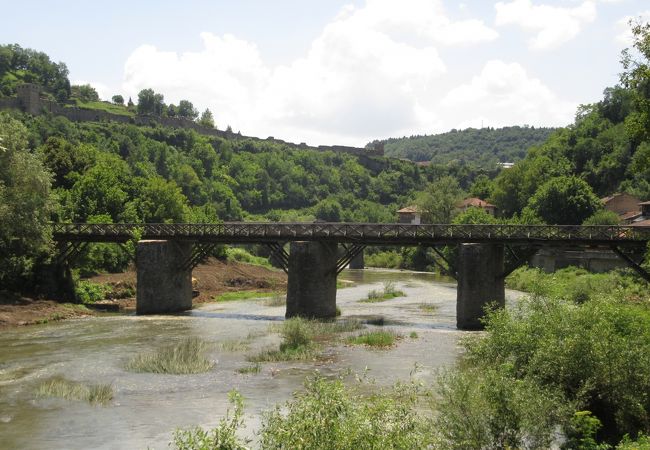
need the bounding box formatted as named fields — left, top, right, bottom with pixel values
left=373, top=126, right=556, bottom=166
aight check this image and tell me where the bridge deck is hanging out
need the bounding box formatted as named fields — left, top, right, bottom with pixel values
left=51, top=222, right=650, bottom=247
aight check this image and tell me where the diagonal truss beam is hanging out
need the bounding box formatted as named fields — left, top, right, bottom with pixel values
left=266, top=242, right=289, bottom=274
left=431, top=246, right=457, bottom=280
left=336, top=244, right=366, bottom=275
left=181, top=243, right=219, bottom=271
left=610, top=245, right=650, bottom=283
left=498, top=245, right=536, bottom=279
left=55, top=241, right=89, bottom=266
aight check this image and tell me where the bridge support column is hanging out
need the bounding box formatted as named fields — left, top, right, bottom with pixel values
left=456, top=243, right=504, bottom=330
left=286, top=241, right=337, bottom=319
left=136, top=240, right=192, bottom=315
left=349, top=250, right=364, bottom=269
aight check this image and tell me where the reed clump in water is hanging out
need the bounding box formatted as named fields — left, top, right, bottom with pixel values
left=359, top=281, right=406, bottom=303
left=125, top=337, right=214, bottom=374
left=347, top=330, right=400, bottom=348
left=36, top=376, right=113, bottom=405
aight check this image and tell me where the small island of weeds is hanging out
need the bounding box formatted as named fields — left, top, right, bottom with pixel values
left=359, top=281, right=405, bottom=303
left=248, top=317, right=362, bottom=363
left=36, top=376, right=113, bottom=405
left=125, top=337, right=214, bottom=374
left=347, top=330, right=400, bottom=348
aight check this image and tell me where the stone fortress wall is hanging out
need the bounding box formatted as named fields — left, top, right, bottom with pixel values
left=2, top=83, right=384, bottom=157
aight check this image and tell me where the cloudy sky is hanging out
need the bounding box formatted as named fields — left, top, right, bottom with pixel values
left=2, top=0, right=649, bottom=146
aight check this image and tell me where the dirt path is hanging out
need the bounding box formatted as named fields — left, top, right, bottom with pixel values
left=0, top=259, right=287, bottom=328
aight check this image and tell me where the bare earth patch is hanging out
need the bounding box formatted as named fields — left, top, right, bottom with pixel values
left=1, top=258, right=287, bottom=328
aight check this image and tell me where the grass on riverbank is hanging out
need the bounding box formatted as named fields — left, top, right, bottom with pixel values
left=347, top=330, right=400, bottom=348
left=359, top=281, right=405, bottom=303
left=214, top=290, right=271, bottom=302
left=125, top=337, right=214, bottom=374
left=418, top=303, right=438, bottom=314
left=36, top=376, right=113, bottom=405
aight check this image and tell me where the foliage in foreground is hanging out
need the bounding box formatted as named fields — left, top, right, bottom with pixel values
left=36, top=376, right=113, bottom=405
left=125, top=337, right=214, bottom=374
left=173, top=390, right=250, bottom=450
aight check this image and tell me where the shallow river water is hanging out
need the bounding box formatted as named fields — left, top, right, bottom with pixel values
left=0, top=269, right=522, bottom=449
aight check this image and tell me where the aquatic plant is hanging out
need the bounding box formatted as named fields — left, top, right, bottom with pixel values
left=125, top=337, right=214, bottom=374
left=359, top=281, right=405, bottom=303
left=347, top=330, right=399, bottom=348
left=220, top=339, right=250, bottom=352
left=236, top=363, right=261, bottom=375
left=36, top=376, right=113, bottom=405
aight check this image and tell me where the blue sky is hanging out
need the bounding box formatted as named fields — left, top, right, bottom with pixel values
left=2, top=0, right=649, bottom=145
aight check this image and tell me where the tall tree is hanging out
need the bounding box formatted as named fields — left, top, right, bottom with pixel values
left=198, top=108, right=215, bottom=128
left=136, top=88, right=165, bottom=116
left=415, top=176, right=464, bottom=224
left=523, top=176, right=601, bottom=225
left=177, top=100, right=199, bottom=120
left=0, top=113, right=53, bottom=287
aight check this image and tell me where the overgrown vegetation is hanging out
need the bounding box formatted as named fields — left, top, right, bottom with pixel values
left=36, top=376, right=113, bottom=405
left=347, top=330, right=399, bottom=348
left=215, top=290, right=271, bottom=302
left=359, top=281, right=405, bottom=303
left=125, top=337, right=214, bottom=374
left=248, top=317, right=362, bottom=363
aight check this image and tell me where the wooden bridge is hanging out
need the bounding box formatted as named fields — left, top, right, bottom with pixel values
left=50, top=222, right=650, bottom=330
left=51, top=222, right=650, bottom=246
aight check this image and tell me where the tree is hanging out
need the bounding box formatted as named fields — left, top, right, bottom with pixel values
left=137, top=88, right=165, bottom=116
left=198, top=108, right=215, bottom=128
left=524, top=176, right=601, bottom=225
left=468, top=174, right=494, bottom=200
left=314, top=198, right=342, bottom=222
left=0, top=113, right=53, bottom=288
left=71, top=84, right=99, bottom=102
left=415, top=176, right=464, bottom=223
left=177, top=100, right=199, bottom=120
left=582, top=209, right=620, bottom=225
left=620, top=20, right=650, bottom=144
left=112, top=95, right=124, bottom=105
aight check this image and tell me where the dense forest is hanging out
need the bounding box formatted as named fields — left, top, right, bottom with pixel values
left=372, top=126, right=555, bottom=166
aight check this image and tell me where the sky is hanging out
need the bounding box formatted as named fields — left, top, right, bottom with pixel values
left=2, top=0, right=649, bottom=146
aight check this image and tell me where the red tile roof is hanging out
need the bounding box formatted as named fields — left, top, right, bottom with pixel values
left=458, top=197, right=496, bottom=208
left=630, top=219, right=650, bottom=227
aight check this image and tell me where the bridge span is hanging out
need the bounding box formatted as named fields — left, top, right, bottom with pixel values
left=51, top=222, right=650, bottom=330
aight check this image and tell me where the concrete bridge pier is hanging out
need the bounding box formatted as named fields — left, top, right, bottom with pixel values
left=286, top=241, right=338, bottom=319
left=136, top=240, right=193, bottom=314
left=456, top=243, right=505, bottom=330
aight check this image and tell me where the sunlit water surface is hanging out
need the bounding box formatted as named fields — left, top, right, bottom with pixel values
left=0, top=269, right=522, bottom=449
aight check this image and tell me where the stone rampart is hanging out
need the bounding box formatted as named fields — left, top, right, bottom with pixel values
left=1, top=83, right=385, bottom=158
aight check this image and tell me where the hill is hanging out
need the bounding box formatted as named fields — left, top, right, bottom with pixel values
left=372, top=126, right=556, bottom=166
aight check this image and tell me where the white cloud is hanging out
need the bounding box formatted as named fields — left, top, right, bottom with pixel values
left=119, top=0, right=573, bottom=145
left=73, top=79, right=111, bottom=101
left=615, top=11, right=650, bottom=46
left=495, top=0, right=596, bottom=50
left=440, top=60, right=576, bottom=129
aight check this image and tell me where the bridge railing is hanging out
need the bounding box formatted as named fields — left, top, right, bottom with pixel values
left=50, top=222, right=650, bottom=244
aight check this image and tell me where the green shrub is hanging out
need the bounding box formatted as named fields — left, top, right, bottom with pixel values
left=259, top=376, right=433, bottom=450
left=75, top=280, right=109, bottom=304
left=172, top=390, right=250, bottom=450
left=461, top=294, right=650, bottom=444
left=365, top=251, right=403, bottom=269
left=226, top=248, right=271, bottom=268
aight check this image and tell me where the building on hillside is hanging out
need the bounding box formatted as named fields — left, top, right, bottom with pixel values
left=397, top=206, right=421, bottom=224
left=601, top=193, right=641, bottom=216
left=640, top=201, right=650, bottom=217
left=457, top=197, right=497, bottom=216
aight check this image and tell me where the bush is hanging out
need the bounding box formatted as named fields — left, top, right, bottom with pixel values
left=74, top=280, right=109, bottom=304
left=172, top=391, right=250, bottom=450
left=259, top=376, right=433, bottom=449
left=461, top=294, right=650, bottom=443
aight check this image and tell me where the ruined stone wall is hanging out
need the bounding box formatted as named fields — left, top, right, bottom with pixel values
left=2, top=83, right=386, bottom=158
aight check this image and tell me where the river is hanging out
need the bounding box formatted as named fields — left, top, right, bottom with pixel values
left=0, top=269, right=522, bottom=449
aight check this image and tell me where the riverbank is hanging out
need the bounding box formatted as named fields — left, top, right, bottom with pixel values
left=0, top=259, right=287, bottom=328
